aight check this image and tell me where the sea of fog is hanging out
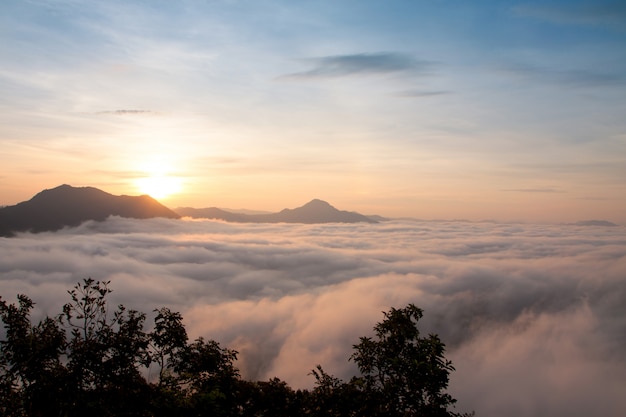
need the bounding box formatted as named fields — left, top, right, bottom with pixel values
left=1, top=217, right=625, bottom=417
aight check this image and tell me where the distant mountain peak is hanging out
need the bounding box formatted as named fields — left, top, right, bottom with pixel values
left=571, top=220, right=618, bottom=227
left=302, top=199, right=334, bottom=209
left=282, top=199, right=335, bottom=214
left=44, top=184, right=92, bottom=191
left=308, top=198, right=330, bottom=205
left=32, top=184, right=106, bottom=199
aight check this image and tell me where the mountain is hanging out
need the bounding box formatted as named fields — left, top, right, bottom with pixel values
left=175, top=207, right=255, bottom=223
left=366, top=214, right=390, bottom=222
left=0, top=184, right=180, bottom=237
left=219, top=208, right=272, bottom=215
left=175, top=199, right=378, bottom=224
left=570, top=220, right=618, bottom=227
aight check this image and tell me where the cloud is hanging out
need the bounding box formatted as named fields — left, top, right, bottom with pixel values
left=501, top=188, right=565, bottom=193
left=451, top=303, right=626, bottom=416
left=283, top=52, right=432, bottom=79
left=96, top=109, right=159, bottom=116
left=500, top=63, right=626, bottom=88
left=513, top=2, right=626, bottom=29
left=1, top=217, right=625, bottom=417
left=394, top=89, right=450, bottom=98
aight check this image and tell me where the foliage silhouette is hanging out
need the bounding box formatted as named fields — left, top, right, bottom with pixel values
left=350, top=304, right=464, bottom=416
left=0, top=279, right=471, bottom=416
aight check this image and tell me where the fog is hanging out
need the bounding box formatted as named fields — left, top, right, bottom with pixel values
left=1, top=217, right=625, bottom=416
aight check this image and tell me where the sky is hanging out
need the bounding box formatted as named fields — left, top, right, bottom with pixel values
left=1, top=0, right=626, bottom=222
left=1, top=217, right=625, bottom=417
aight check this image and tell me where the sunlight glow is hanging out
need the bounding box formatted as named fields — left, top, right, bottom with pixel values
left=135, top=175, right=183, bottom=200
left=134, top=156, right=183, bottom=200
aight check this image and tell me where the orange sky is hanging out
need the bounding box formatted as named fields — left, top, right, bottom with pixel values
left=2, top=1, right=625, bottom=224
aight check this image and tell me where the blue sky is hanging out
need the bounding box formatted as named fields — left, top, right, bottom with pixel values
left=2, top=0, right=625, bottom=222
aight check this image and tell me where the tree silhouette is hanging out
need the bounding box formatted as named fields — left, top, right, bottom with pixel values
left=0, top=294, right=66, bottom=416
left=0, top=280, right=472, bottom=416
left=350, top=304, right=466, bottom=416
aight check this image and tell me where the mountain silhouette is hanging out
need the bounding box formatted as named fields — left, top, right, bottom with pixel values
left=176, top=199, right=378, bottom=224
left=570, top=220, right=618, bottom=227
left=0, top=184, right=180, bottom=237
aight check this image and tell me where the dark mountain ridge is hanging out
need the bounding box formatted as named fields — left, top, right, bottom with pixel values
left=0, top=184, right=179, bottom=237
left=176, top=198, right=378, bottom=224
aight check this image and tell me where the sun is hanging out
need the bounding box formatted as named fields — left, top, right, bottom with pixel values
left=136, top=175, right=182, bottom=200
left=134, top=158, right=183, bottom=200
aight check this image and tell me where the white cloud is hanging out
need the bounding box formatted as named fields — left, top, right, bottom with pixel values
left=1, top=217, right=625, bottom=417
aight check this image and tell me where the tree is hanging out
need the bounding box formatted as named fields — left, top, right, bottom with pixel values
left=0, top=279, right=244, bottom=417
left=149, top=307, right=188, bottom=386
left=350, top=304, right=465, bottom=417
left=236, top=377, right=305, bottom=417
left=0, top=295, right=66, bottom=416
left=307, top=365, right=365, bottom=417
left=172, top=337, right=240, bottom=416
left=59, top=278, right=152, bottom=416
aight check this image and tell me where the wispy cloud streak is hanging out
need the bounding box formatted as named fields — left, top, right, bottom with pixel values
left=283, top=52, right=433, bottom=79
left=96, top=110, right=159, bottom=116
left=394, top=89, right=450, bottom=98
left=500, top=63, right=626, bottom=88
left=501, top=187, right=565, bottom=193
left=514, top=2, right=626, bottom=29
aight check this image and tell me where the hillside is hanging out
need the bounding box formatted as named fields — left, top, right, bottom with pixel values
left=176, top=199, right=378, bottom=224
left=0, top=184, right=180, bottom=236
